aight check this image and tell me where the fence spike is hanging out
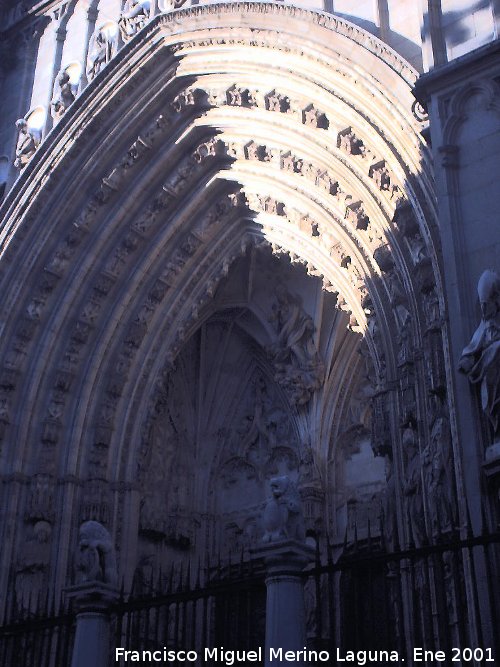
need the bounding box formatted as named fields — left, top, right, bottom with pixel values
left=240, top=545, right=245, bottom=576
left=480, top=501, right=490, bottom=537
left=217, top=546, right=222, bottom=579
left=380, top=506, right=387, bottom=550
left=465, top=501, right=474, bottom=539
left=157, top=566, right=163, bottom=595
left=10, top=585, right=18, bottom=624
left=326, top=536, right=333, bottom=565
left=148, top=563, right=155, bottom=597
left=195, top=557, right=201, bottom=589
left=49, top=587, right=56, bottom=617
left=168, top=561, right=175, bottom=594
left=177, top=562, right=184, bottom=593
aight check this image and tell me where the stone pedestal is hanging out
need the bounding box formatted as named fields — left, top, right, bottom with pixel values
left=253, top=540, right=314, bottom=667
left=65, top=582, right=119, bottom=667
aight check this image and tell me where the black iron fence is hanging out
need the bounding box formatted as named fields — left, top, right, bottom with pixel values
left=112, top=559, right=266, bottom=664
left=0, top=596, right=74, bottom=667
left=1, top=531, right=499, bottom=666
left=305, top=528, right=500, bottom=665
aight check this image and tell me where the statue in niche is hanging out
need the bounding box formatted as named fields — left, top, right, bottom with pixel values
left=75, top=520, right=118, bottom=586
left=397, top=313, right=413, bottom=365
left=401, top=427, right=426, bottom=548
left=423, top=287, right=441, bottom=330
left=86, top=27, right=115, bottom=81
left=383, top=455, right=397, bottom=549
left=14, top=118, right=40, bottom=169
left=422, top=407, right=455, bottom=536
left=119, top=0, right=151, bottom=42
left=14, top=520, right=52, bottom=611
left=459, top=269, right=500, bottom=442
left=268, top=286, right=324, bottom=406
left=298, top=445, right=319, bottom=485
left=262, top=475, right=305, bottom=543
left=51, top=71, right=76, bottom=121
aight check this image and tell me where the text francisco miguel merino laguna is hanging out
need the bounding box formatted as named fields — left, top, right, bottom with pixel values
left=115, top=647, right=403, bottom=664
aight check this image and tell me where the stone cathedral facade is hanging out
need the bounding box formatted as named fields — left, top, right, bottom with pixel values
left=0, top=0, right=500, bottom=662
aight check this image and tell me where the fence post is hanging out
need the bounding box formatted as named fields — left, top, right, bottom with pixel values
left=253, top=540, right=314, bottom=667
left=65, top=582, right=119, bottom=667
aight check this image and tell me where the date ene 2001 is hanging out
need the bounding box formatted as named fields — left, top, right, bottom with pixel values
left=414, top=648, right=494, bottom=662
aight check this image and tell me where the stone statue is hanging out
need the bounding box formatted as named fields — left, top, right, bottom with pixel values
left=51, top=71, right=76, bottom=121
left=263, top=475, right=305, bottom=543
left=268, top=287, right=324, bottom=406
left=383, top=455, right=397, bottom=549
left=422, top=415, right=454, bottom=536
left=119, top=0, right=151, bottom=42
left=75, top=521, right=118, bottom=586
left=14, top=118, right=40, bottom=169
left=459, top=269, right=500, bottom=441
left=401, top=427, right=426, bottom=547
left=86, top=27, right=115, bottom=81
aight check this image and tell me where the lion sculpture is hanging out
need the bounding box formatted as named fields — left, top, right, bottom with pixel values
left=263, top=475, right=305, bottom=543
left=75, top=520, right=118, bottom=586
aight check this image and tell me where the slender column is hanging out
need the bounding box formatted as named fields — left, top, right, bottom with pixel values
left=65, top=582, right=119, bottom=667
left=253, top=540, right=314, bottom=667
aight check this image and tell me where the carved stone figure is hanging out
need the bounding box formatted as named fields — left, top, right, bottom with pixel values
left=262, top=475, right=305, bottom=543
left=75, top=520, right=118, bottom=586
left=459, top=269, right=500, bottom=441
left=383, top=455, right=397, bottom=549
left=14, top=118, right=40, bottom=169
left=86, top=27, right=115, bottom=81
left=402, top=427, right=426, bottom=547
left=423, top=411, right=455, bottom=535
left=119, top=0, right=151, bottom=42
left=51, top=71, right=76, bottom=121
left=268, top=286, right=324, bottom=406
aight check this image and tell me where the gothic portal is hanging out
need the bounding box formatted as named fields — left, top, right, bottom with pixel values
left=1, top=1, right=500, bottom=664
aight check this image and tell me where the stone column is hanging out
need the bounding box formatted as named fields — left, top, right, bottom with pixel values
left=65, top=582, right=119, bottom=667
left=254, top=540, right=314, bottom=667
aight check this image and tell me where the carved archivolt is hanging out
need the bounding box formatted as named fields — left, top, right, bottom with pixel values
left=0, top=3, right=446, bottom=602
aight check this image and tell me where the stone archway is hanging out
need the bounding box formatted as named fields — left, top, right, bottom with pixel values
left=0, top=4, right=460, bottom=629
